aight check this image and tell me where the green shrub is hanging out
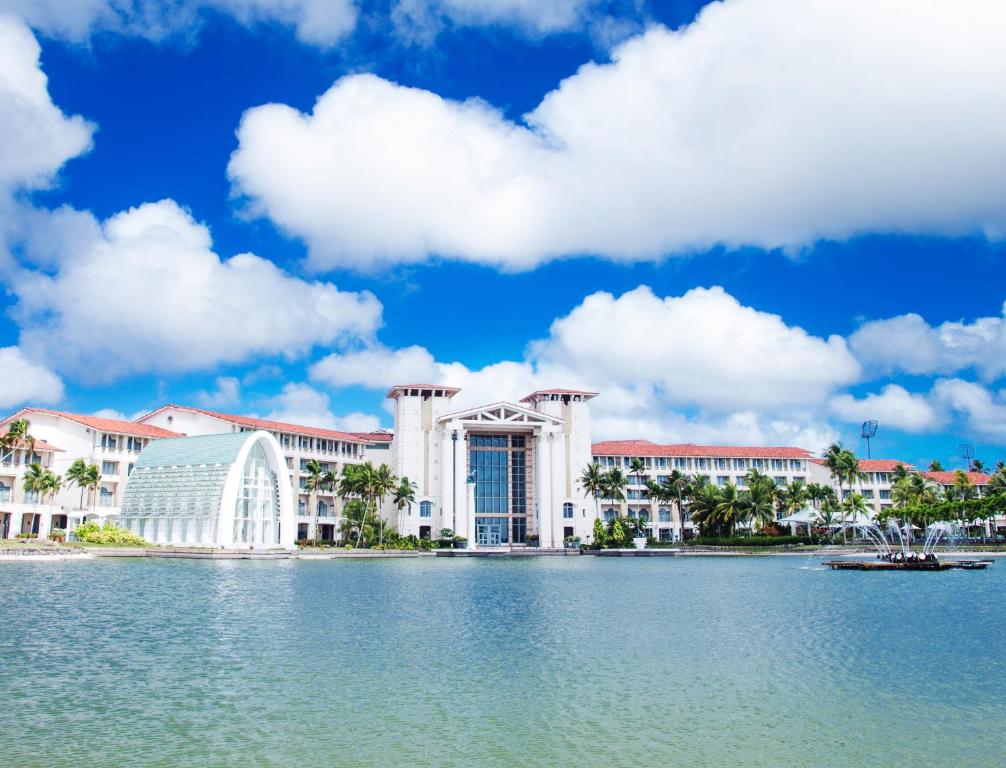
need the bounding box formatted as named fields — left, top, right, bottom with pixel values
left=15, top=532, right=37, bottom=540
left=72, top=520, right=146, bottom=546
left=686, top=535, right=809, bottom=547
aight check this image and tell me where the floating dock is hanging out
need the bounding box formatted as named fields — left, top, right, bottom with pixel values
left=824, top=559, right=992, bottom=571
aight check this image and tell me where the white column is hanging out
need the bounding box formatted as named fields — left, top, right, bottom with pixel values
left=38, top=509, right=52, bottom=540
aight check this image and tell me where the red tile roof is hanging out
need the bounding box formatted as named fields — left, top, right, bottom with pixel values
left=810, top=458, right=914, bottom=471
left=354, top=430, right=393, bottom=442
left=519, top=389, right=598, bottom=403
left=591, top=439, right=812, bottom=459
left=142, top=405, right=370, bottom=443
left=5, top=408, right=180, bottom=439
left=2, top=437, right=63, bottom=453
left=921, top=470, right=991, bottom=486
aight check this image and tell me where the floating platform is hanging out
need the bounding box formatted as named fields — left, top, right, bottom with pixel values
left=824, top=559, right=992, bottom=571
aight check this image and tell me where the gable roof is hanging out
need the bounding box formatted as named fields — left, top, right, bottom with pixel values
left=140, top=404, right=370, bottom=443
left=810, top=458, right=914, bottom=471
left=921, top=470, right=991, bottom=486
left=438, top=401, right=564, bottom=425
left=4, top=408, right=180, bottom=439
left=592, top=439, right=812, bottom=459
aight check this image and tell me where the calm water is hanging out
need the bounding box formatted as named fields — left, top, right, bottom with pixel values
left=1, top=556, right=1003, bottom=767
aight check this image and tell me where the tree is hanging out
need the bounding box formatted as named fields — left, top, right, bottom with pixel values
left=970, top=458, right=985, bottom=473
left=928, top=459, right=944, bottom=472
left=0, top=418, right=34, bottom=465
left=303, top=459, right=326, bottom=540
left=714, top=482, right=746, bottom=536
left=580, top=463, right=606, bottom=520
left=372, top=463, right=397, bottom=546
left=629, top=457, right=647, bottom=489
left=745, top=481, right=777, bottom=530
left=339, top=499, right=379, bottom=546
left=664, top=469, right=689, bottom=539
left=782, top=479, right=809, bottom=516
left=392, top=476, right=417, bottom=535
left=22, top=464, right=49, bottom=535
left=842, top=493, right=869, bottom=529
left=65, top=459, right=90, bottom=510
left=602, top=467, right=627, bottom=510
left=592, top=517, right=607, bottom=548
left=42, top=471, right=62, bottom=507
left=891, top=463, right=911, bottom=485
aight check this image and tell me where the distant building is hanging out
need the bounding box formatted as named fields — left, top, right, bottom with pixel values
left=591, top=440, right=814, bottom=541
left=808, top=458, right=913, bottom=517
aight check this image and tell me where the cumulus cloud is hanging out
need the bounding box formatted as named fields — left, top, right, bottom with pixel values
left=263, top=382, right=381, bottom=433
left=829, top=384, right=943, bottom=433
left=0, top=0, right=358, bottom=47
left=0, top=346, right=63, bottom=408
left=931, top=378, right=1006, bottom=443
left=849, top=306, right=1006, bottom=381
left=11, top=199, right=381, bottom=382
left=196, top=376, right=242, bottom=408
left=91, top=408, right=128, bottom=420
left=310, top=284, right=858, bottom=450
left=229, top=0, right=1006, bottom=270
left=0, top=16, right=94, bottom=193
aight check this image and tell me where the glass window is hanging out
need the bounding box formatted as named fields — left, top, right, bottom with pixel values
left=563, top=502, right=574, bottom=519
left=102, top=461, right=118, bottom=475
left=232, top=441, right=281, bottom=546
left=659, top=508, right=671, bottom=522
left=420, top=501, right=432, bottom=518
left=603, top=508, right=617, bottom=521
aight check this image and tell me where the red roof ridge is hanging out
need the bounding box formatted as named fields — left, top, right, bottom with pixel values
left=142, top=404, right=370, bottom=443
left=591, top=439, right=812, bottom=459
left=5, top=407, right=181, bottom=439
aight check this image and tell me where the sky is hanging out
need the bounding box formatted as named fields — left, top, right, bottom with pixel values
left=1, top=0, right=1005, bottom=470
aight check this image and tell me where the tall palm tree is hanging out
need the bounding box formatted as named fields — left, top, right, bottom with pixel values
left=928, top=459, right=944, bottom=472
left=745, top=482, right=777, bottom=531
left=22, top=463, right=48, bottom=536
left=663, top=469, right=689, bottom=536
left=714, top=482, right=747, bottom=536
left=65, top=459, right=90, bottom=510
left=782, top=479, right=809, bottom=517
left=580, top=463, right=605, bottom=520
left=82, top=463, right=100, bottom=516
left=602, top=467, right=627, bottom=513
left=969, top=458, right=985, bottom=473
left=42, top=471, right=62, bottom=508
left=0, top=418, right=34, bottom=465
left=372, top=463, right=397, bottom=545
left=629, top=457, right=647, bottom=492
left=843, top=492, right=869, bottom=527
left=686, top=484, right=722, bottom=536
left=303, top=459, right=326, bottom=539
left=806, top=482, right=826, bottom=510
left=891, top=463, right=911, bottom=485
left=392, top=476, right=417, bottom=535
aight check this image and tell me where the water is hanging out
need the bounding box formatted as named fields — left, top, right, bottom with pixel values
left=1, top=556, right=1003, bottom=767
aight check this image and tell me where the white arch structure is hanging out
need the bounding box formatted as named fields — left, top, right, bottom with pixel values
left=120, top=430, right=295, bottom=550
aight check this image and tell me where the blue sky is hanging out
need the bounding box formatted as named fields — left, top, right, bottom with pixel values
left=1, top=0, right=1005, bottom=470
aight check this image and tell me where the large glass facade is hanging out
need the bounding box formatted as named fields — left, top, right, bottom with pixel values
left=470, top=433, right=529, bottom=545
left=233, top=442, right=281, bottom=547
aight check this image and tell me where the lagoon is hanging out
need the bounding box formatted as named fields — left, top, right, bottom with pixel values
left=1, top=556, right=1004, bottom=767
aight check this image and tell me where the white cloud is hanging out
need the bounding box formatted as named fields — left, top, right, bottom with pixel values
left=0, top=346, right=63, bottom=408
left=829, top=384, right=943, bottom=433
left=196, top=376, right=242, bottom=408
left=11, top=199, right=382, bottom=382
left=91, top=407, right=128, bottom=420
left=0, top=1, right=358, bottom=47
left=0, top=17, right=94, bottom=193
left=263, top=382, right=381, bottom=432
left=849, top=306, right=1006, bottom=381
left=310, top=284, right=858, bottom=450
left=931, top=378, right=1006, bottom=442
left=229, top=0, right=1006, bottom=270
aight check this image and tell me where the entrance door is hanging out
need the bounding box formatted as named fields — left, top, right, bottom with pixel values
left=476, top=517, right=507, bottom=547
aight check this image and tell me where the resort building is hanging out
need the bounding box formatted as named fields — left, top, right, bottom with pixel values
left=0, top=408, right=180, bottom=540
left=136, top=405, right=378, bottom=542
left=591, top=440, right=815, bottom=541
left=808, top=458, right=911, bottom=517
left=119, top=431, right=294, bottom=549
left=381, top=386, right=596, bottom=548
left=920, top=470, right=992, bottom=496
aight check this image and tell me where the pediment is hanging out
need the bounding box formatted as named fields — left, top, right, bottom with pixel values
left=438, top=401, right=563, bottom=425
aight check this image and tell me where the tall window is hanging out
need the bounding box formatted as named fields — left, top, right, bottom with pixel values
left=563, top=502, right=574, bottom=519
left=233, top=441, right=280, bottom=546
left=419, top=501, right=432, bottom=517
left=659, top=508, right=671, bottom=522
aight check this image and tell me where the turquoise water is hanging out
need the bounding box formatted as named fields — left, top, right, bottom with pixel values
left=1, top=556, right=1003, bottom=767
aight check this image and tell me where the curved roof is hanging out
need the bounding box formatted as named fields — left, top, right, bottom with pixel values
left=134, top=431, right=254, bottom=469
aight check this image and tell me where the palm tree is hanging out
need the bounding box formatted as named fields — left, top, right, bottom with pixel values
left=714, top=482, right=747, bottom=536
left=745, top=482, right=777, bottom=531
left=42, top=471, right=62, bottom=509
left=303, top=459, right=326, bottom=540
left=392, top=476, right=417, bottom=535
left=629, top=457, right=647, bottom=490
left=928, top=459, right=944, bottom=472
left=66, top=459, right=90, bottom=510
left=970, top=458, right=985, bottom=473
left=686, top=484, right=722, bottom=536
left=815, top=498, right=840, bottom=541
left=372, top=463, right=397, bottom=546
left=580, top=463, right=605, bottom=520
left=782, top=479, right=809, bottom=517
left=0, top=417, right=34, bottom=465
left=843, top=492, right=869, bottom=527
left=22, top=463, right=48, bottom=536
left=602, top=467, right=627, bottom=513
left=806, top=482, right=826, bottom=510
left=82, top=463, right=100, bottom=516
left=891, top=463, right=911, bottom=485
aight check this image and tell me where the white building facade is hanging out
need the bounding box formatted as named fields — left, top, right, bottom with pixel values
left=383, top=386, right=597, bottom=548
left=591, top=440, right=814, bottom=541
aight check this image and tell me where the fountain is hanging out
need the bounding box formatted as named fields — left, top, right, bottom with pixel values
left=824, top=521, right=992, bottom=571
